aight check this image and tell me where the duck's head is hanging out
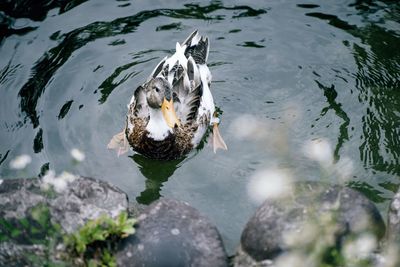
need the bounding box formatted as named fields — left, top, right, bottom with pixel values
left=145, top=77, right=180, bottom=128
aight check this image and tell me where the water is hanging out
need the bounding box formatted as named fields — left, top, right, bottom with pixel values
left=1, top=0, right=399, bottom=254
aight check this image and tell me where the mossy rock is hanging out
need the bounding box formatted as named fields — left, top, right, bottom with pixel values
left=234, top=182, right=385, bottom=266
left=0, top=176, right=129, bottom=266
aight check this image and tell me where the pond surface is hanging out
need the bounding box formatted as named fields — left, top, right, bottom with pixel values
left=1, top=0, right=399, bottom=254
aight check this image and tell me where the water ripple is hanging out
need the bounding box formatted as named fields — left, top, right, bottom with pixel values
left=304, top=3, right=400, bottom=175
left=305, top=12, right=356, bottom=31
left=351, top=28, right=400, bottom=175
left=0, top=0, right=399, bottom=254
left=98, top=57, right=154, bottom=104
left=0, top=0, right=88, bottom=21
left=16, top=3, right=267, bottom=128
left=237, top=41, right=265, bottom=48
left=57, top=100, right=74, bottom=120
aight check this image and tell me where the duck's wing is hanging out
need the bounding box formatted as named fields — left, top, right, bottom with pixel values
left=130, top=84, right=148, bottom=118
left=107, top=84, right=148, bottom=157
left=184, top=32, right=227, bottom=152
left=187, top=56, right=201, bottom=88
left=171, top=61, right=190, bottom=100
left=173, top=71, right=203, bottom=124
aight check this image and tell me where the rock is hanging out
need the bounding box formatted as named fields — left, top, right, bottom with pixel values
left=0, top=176, right=128, bottom=233
left=387, top=189, right=400, bottom=244
left=0, top=243, right=46, bottom=267
left=0, top=176, right=129, bottom=266
left=128, top=201, right=146, bottom=218
left=234, top=182, right=385, bottom=266
left=234, top=245, right=274, bottom=267
left=117, top=198, right=229, bottom=267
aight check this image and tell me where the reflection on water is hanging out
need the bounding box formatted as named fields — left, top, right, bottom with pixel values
left=0, top=0, right=88, bottom=21
left=0, top=0, right=399, bottom=253
left=131, top=154, right=184, bottom=205
left=352, top=27, right=400, bottom=176
left=0, top=150, right=10, bottom=166
left=304, top=1, right=400, bottom=176
left=98, top=52, right=157, bottom=104
left=314, top=80, right=350, bottom=161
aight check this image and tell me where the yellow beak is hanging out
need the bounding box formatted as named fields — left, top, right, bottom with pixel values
left=161, top=98, right=180, bottom=128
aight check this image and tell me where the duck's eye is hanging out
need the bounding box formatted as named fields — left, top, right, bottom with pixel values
left=155, top=87, right=160, bottom=93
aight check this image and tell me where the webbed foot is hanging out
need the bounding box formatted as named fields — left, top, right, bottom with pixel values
left=107, top=130, right=129, bottom=157
left=212, top=123, right=227, bottom=153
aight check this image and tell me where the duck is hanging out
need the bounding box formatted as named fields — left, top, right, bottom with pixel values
left=108, top=30, right=227, bottom=160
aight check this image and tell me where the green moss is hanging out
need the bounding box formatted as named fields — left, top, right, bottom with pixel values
left=31, top=203, right=51, bottom=228
left=1, top=201, right=135, bottom=266
left=0, top=203, right=60, bottom=244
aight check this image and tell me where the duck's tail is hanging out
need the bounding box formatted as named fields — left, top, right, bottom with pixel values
left=182, top=30, right=209, bottom=65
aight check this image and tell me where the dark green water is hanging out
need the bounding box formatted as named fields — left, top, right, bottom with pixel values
left=0, top=0, right=399, bottom=253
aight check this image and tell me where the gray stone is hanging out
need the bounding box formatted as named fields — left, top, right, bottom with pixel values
left=128, top=201, right=146, bottom=218
left=0, top=243, right=46, bottom=267
left=117, top=198, right=229, bottom=267
left=234, top=244, right=274, bottom=267
left=235, top=182, right=385, bottom=266
left=0, top=176, right=129, bottom=266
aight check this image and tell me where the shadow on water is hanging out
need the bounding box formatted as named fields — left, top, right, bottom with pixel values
left=130, top=154, right=185, bottom=205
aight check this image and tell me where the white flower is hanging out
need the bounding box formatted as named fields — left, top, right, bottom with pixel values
left=71, top=148, right=85, bottom=162
left=230, top=114, right=267, bottom=140
left=58, top=171, right=77, bottom=183
left=344, top=233, right=376, bottom=260
left=303, top=138, right=333, bottom=166
left=275, top=252, right=308, bottom=267
left=247, top=168, right=293, bottom=204
left=392, top=193, right=400, bottom=210
left=380, top=243, right=400, bottom=267
left=41, top=170, right=56, bottom=191
left=9, top=154, right=32, bottom=170
left=41, top=170, right=77, bottom=193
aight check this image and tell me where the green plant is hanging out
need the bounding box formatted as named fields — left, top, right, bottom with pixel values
left=64, top=212, right=136, bottom=266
